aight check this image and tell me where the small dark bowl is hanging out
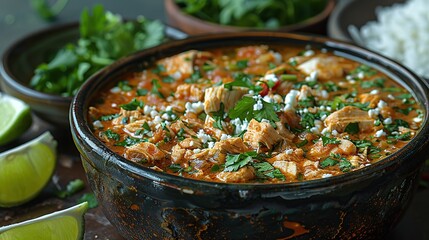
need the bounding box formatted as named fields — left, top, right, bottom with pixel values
left=327, top=0, right=406, bottom=42
left=0, top=22, right=187, bottom=128
left=71, top=32, right=429, bottom=239
left=165, top=0, right=335, bottom=35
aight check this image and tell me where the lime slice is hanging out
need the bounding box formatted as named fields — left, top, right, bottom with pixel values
left=0, top=93, right=32, bottom=146
left=0, top=201, right=88, bottom=240
left=0, top=131, right=57, bottom=207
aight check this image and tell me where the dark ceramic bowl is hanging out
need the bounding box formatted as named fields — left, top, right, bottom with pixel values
left=0, top=22, right=187, bottom=128
left=70, top=32, right=429, bottom=240
left=165, top=0, right=335, bottom=35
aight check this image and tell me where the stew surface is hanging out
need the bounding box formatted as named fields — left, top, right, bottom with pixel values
left=89, top=45, right=423, bottom=183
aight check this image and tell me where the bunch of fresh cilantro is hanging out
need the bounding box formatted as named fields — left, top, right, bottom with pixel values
left=30, top=5, right=166, bottom=97
left=175, top=0, right=328, bottom=28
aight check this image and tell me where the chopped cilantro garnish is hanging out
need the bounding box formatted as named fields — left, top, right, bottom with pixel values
left=384, top=119, right=409, bottom=133
left=254, top=162, right=285, bottom=180
left=151, top=79, right=164, bottom=98
left=224, top=73, right=262, bottom=91
left=228, top=96, right=280, bottom=125
left=210, top=164, right=222, bottom=172
left=117, top=80, right=133, bottom=91
left=162, top=76, right=175, bottom=83
left=184, top=69, right=202, bottom=83
left=115, top=137, right=145, bottom=147
left=177, top=128, right=185, bottom=141
left=103, top=129, right=120, bottom=141
left=235, top=59, right=249, bottom=70
left=296, top=139, right=309, bottom=148
left=321, top=136, right=341, bottom=146
left=394, top=107, right=414, bottom=115
left=136, top=88, right=149, bottom=96
left=280, top=74, right=297, bottom=81
left=211, top=102, right=226, bottom=130
left=224, top=151, right=258, bottom=172
left=351, top=65, right=377, bottom=77
left=324, top=82, right=342, bottom=92
left=319, top=157, right=338, bottom=168
left=100, top=113, right=121, bottom=121
left=120, top=98, right=144, bottom=111
left=361, top=78, right=385, bottom=88
left=344, top=122, right=359, bottom=134
left=151, top=64, right=166, bottom=74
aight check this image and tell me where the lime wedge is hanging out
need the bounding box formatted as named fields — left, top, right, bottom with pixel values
left=0, top=132, right=57, bottom=207
left=0, top=93, right=32, bottom=146
left=0, top=201, right=88, bottom=240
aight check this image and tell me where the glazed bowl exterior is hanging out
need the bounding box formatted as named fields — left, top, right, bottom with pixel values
left=70, top=32, right=429, bottom=240
left=165, top=0, right=335, bottom=35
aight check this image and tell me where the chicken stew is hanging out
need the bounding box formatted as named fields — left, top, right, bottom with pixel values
left=88, top=45, right=423, bottom=183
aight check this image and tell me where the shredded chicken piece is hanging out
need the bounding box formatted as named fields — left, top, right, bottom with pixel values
left=125, top=142, right=165, bottom=164
left=203, top=86, right=248, bottom=113
left=243, top=119, right=283, bottom=149
left=175, top=84, right=206, bottom=102
left=213, top=137, right=251, bottom=154
left=216, top=166, right=256, bottom=183
left=307, top=139, right=357, bottom=160
left=272, top=161, right=297, bottom=178
left=298, top=56, right=346, bottom=80
left=324, top=106, right=374, bottom=133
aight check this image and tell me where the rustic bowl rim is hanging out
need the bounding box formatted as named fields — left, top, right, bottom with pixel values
left=71, top=31, right=429, bottom=191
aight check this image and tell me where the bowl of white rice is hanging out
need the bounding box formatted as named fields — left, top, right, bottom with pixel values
left=328, top=0, right=429, bottom=79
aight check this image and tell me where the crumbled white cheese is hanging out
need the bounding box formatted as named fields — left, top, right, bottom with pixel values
left=172, top=71, right=182, bottom=80
left=264, top=73, right=278, bottom=82
left=322, top=173, right=333, bottom=178
left=331, top=130, right=339, bottom=136
left=207, top=142, right=215, bottom=149
left=370, top=89, right=379, bottom=95
left=368, top=109, right=380, bottom=119
left=377, top=100, right=387, bottom=109
left=165, top=106, right=173, bottom=112
left=285, top=149, right=293, bottom=154
left=383, top=117, right=393, bottom=125
left=303, top=49, right=315, bottom=57
left=305, top=71, right=318, bottom=82
left=161, top=113, right=170, bottom=120
left=375, top=129, right=387, bottom=138
left=357, top=72, right=365, bottom=79
left=321, top=127, right=330, bottom=135
left=220, top=134, right=231, bottom=141
left=197, top=129, right=212, bottom=143
left=150, top=110, right=159, bottom=118
left=387, top=94, right=395, bottom=100
left=93, top=120, right=103, bottom=129
left=284, top=90, right=300, bottom=111
left=230, top=118, right=249, bottom=135
left=263, top=95, right=274, bottom=103
left=413, top=117, right=423, bottom=123
left=185, top=101, right=204, bottom=114
left=193, top=149, right=201, bottom=154
left=110, top=86, right=121, bottom=93
left=253, top=99, right=263, bottom=111
left=260, top=119, right=270, bottom=124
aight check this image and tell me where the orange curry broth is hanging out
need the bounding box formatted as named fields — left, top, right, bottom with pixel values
left=88, top=45, right=423, bottom=183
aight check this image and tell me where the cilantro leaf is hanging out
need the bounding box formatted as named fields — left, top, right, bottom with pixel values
left=100, top=113, right=121, bottom=121
left=228, top=96, right=279, bottom=125
left=224, top=73, right=262, bottom=91
left=344, top=122, right=359, bottom=134
left=319, top=157, right=338, bottom=168
left=103, top=129, right=120, bottom=141
left=321, top=136, right=341, bottom=146
left=224, top=151, right=258, bottom=172
left=120, top=98, right=144, bottom=111
left=211, top=102, right=226, bottom=130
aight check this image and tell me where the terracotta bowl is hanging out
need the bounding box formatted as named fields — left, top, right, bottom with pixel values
left=0, top=22, right=186, bottom=128
left=70, top=32, right=429, bottom=240
left=165, top=0, right=335, bottom=35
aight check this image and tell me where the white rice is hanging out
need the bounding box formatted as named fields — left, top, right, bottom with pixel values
left=349, top=0, right=429, bottom=78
